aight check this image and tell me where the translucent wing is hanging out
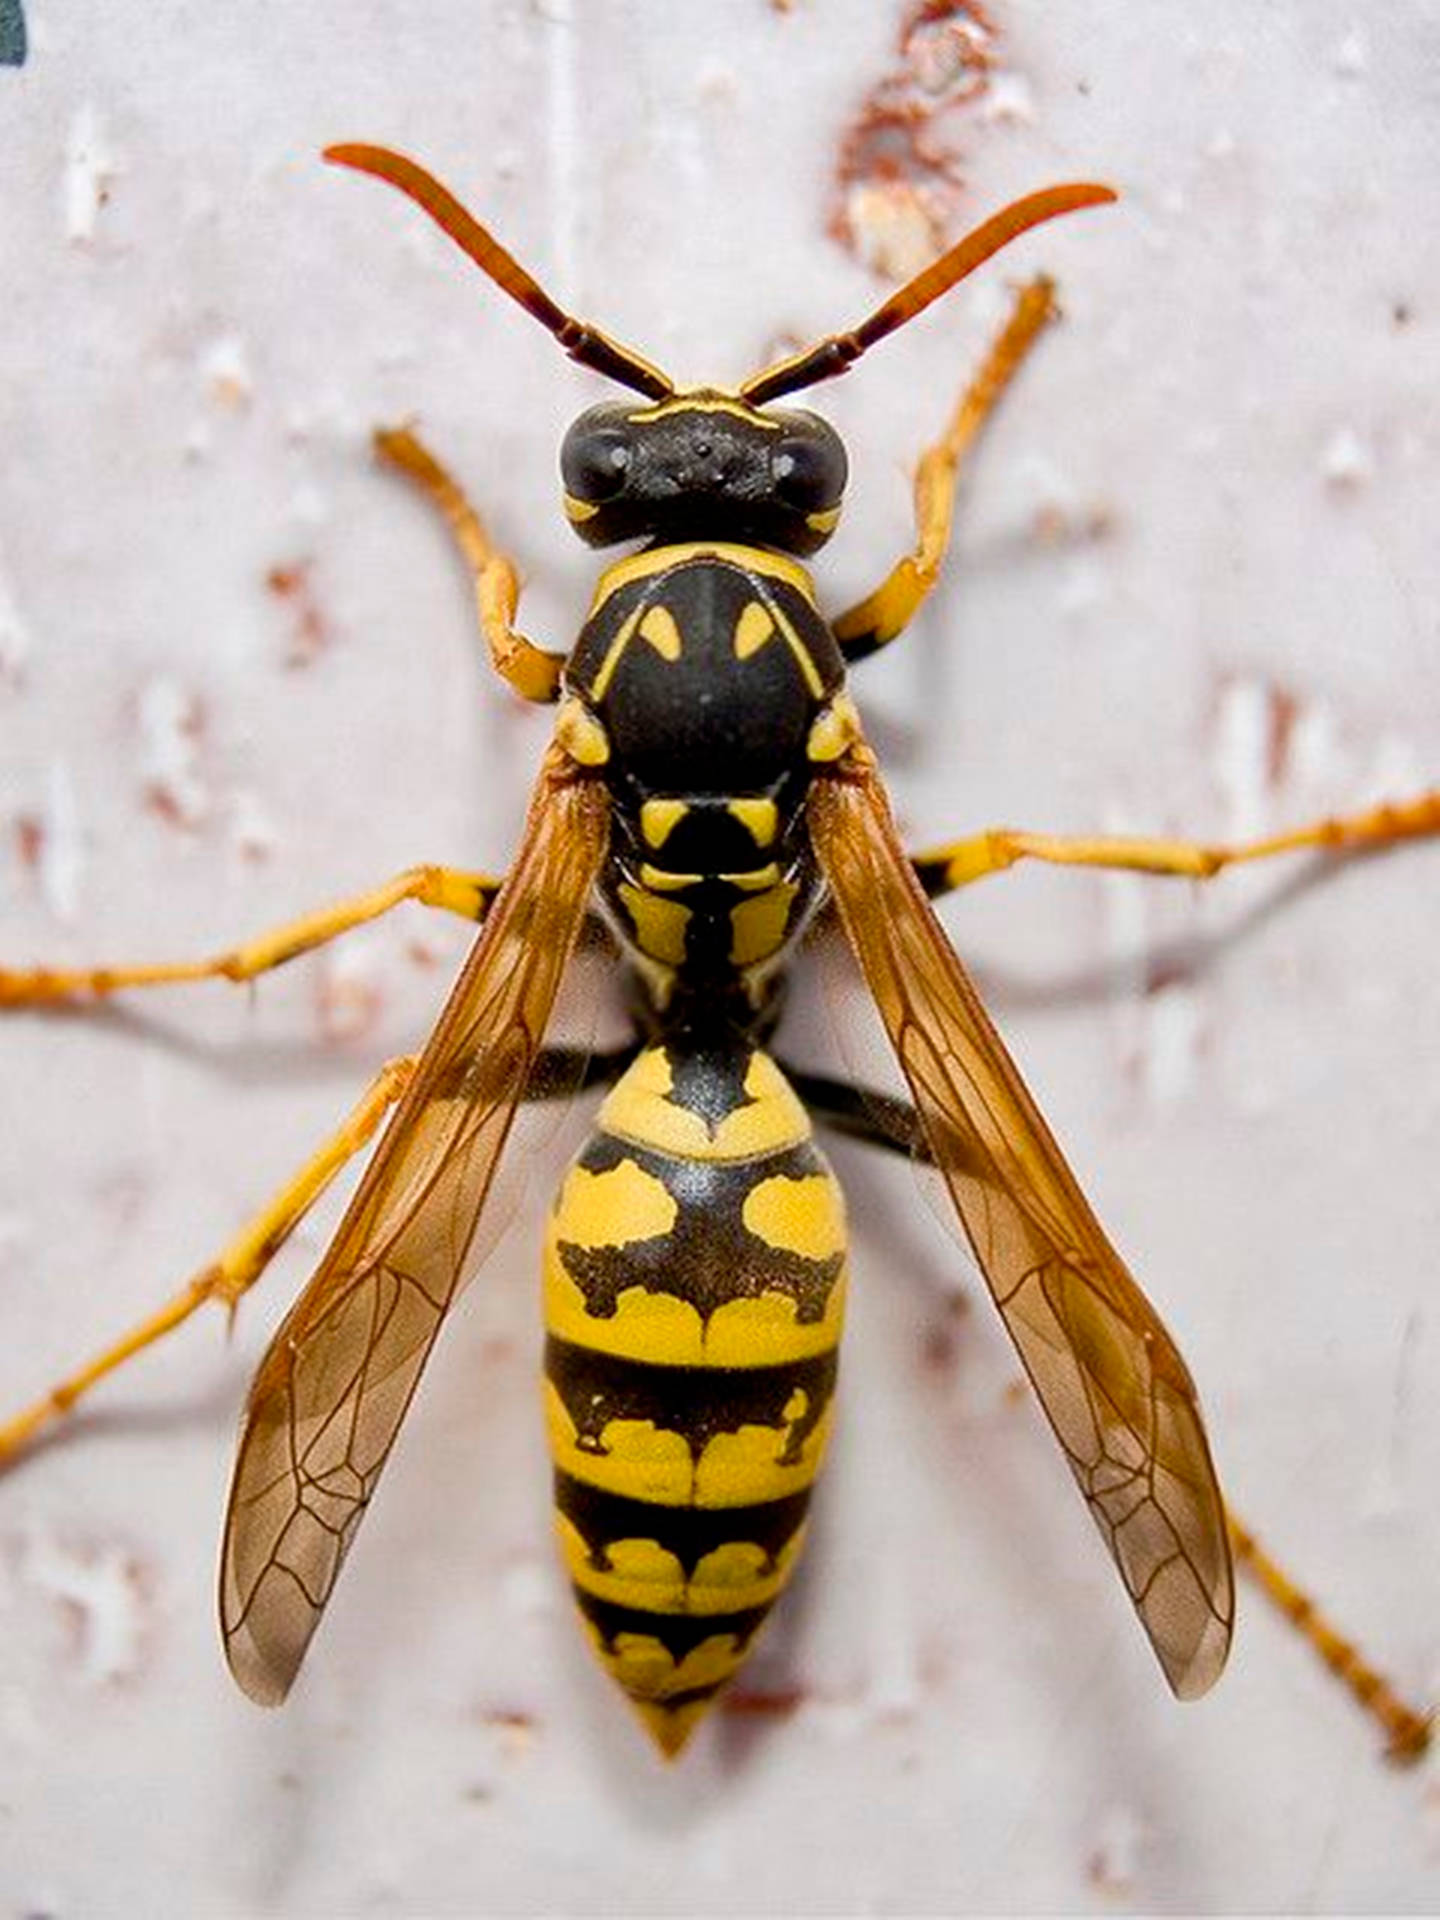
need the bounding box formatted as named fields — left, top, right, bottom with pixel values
left=809, top=758, right=1233, bottom=1697
left=220, top=751, right=609, bottom=1704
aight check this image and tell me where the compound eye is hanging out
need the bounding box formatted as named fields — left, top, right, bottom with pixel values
left=771, top=432, right=846, bottom=513
left=561, top=423, right=633, bottom=502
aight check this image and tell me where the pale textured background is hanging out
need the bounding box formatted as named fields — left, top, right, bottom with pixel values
left=2, top=3, right=1439, bottom=1913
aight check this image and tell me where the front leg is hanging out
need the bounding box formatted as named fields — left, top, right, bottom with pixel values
left=833, top=277, right=1057, bottom=666
left=376, top=425, right=565, bottom=703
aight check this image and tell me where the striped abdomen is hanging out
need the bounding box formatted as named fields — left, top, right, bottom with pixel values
left=542, top=1040, right=847, bottom=1755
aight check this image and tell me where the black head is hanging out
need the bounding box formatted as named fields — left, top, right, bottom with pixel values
left=560, top=394, right=847, bottom=557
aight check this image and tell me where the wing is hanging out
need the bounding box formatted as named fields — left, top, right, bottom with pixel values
left=809, top=756, right=1233, bottom=1697
left=220, top=750, right=609, bottom=1704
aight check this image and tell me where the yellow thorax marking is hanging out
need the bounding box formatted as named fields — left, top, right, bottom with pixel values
left=766, top=597, right=826, bottom=699
left=555, top=697, right=610, bottom=767
left=727, top=797, right=778, bottom=847
left=733, top=600, right=775, bottom=661
left=590, top=602, right=646, bottom=702
left=640, top=798, right=689, bottom=849
left=638, top=604, right=682, bottom=660
left=617, top=884, right=690, bottom=967
left=586, top=541, right=817, bottom=620
left=806, top=691, right=862, bottom=763
left=639, top=864, right=704, bottom=892
left=730, top=882, right=799, bottom=968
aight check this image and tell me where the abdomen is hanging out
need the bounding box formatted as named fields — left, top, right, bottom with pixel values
left=542, top=1039, right=846, bottom=1754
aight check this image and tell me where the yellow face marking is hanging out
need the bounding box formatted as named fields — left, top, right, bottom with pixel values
left=626, top=390, right=781, bottom=428
left=618, top=883, right=690, bottom=966
left=805, top=505, right=843, bottom=535
left=733, top=600, right=776, bottom=661
left=587, top=541, right=817, bottom=619
left=720, top=865, right=781, bottom=891
left=729, top=882, right=799, bottom=968
left=554, top=697, right=610, bottom=767
left=742, top=1173, right=846, bottom=1263
left=638, top=604, right=682, bottom=661
left=727, top=797, right=778, bottom=847
left=598, top=1045, right=811, bottom=1163
left=640, top=797, right=689, bottom=849
left=563, top=493, right=600, bottom=523
left=806, top=691, right=862, bottom=763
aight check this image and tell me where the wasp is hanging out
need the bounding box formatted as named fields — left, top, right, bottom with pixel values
left=3, top=145, right=1436, bottom=1760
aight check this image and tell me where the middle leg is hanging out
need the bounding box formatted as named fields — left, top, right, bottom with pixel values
left=0, top=865, right=503, bottom=1005
left=909, top=789, right=1440, bottom=899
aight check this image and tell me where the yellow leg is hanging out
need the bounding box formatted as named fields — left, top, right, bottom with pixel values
left=910, top=789, right=1440, bottom=897
left=1228, top=1508, right=1432, bottom=1762
left=0, top=864, right=501, bottom=1004
left=0, top=1056, right=417, bottom=1468
left=833, top=276, right=1057, bottom=664
left=376, top=425, right=565, bottom=704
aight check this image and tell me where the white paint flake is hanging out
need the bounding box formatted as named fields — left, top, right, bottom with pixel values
left=1331, top=26, right=1369, bottom=77
left=23, top=1534, right=150, bottom=1686
left=1321, top=425, right=1375, bottom=491
left=0, top=556, right=35, bottom=684
left=63, top=104, right=119, bottom=244
left=39, top=757, right=84, bottom=922
left=198, top=332, right=254, bottom=412
left=136, top=676, right=211, bottom=828
left=980, top=70, right=1036, bottom=125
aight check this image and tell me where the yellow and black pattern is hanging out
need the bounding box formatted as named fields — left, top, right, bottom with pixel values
left=563, top=543, right=845, bottom=998
left=542, top=1038, right=847, bottom=1753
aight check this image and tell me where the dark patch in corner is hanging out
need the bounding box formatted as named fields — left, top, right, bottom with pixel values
left=0, top=1, right=26, bottom=67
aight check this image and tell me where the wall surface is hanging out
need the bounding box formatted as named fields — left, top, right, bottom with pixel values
left=2, top=3, right=1438, bottom=1913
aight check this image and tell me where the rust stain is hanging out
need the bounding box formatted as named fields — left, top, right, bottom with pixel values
left=13, top=813, right=44, bottom=869
left=721, top=1682, right=807, bottom=1720
left=830, top=1, right=1004, bottom=277
left=266, top=558, right=330, bottom=670
left=1265, top=683, right=1301, bottom=789
left=919, top=1289, right=969, bottom=1374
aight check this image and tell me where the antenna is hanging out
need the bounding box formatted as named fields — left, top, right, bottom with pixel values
left=324, top=143, right=677, bottom=400
left=740, top=183, right=1117, bottom=406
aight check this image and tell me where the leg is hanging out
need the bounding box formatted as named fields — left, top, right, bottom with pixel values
left=376, top=425, right=565, bottom=703
left=0, top=864, right=502, bottom=1004
left=833, top=277, right=1057, bottom=665
left=783, top=1063, right=927, bottom=1159
left=795, top=1069, right=1433, bottom=1759
left=0, top=1054, right=417, bottom=1466
left=910, top=789, right=1440, bottom=899
left=0, top=1037, right=638, bottom=1467
left=1227, top=1509, right=1431, bottom=1763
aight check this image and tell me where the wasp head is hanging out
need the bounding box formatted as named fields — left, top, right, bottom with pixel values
left=560, top=394, right=846, bottom=557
